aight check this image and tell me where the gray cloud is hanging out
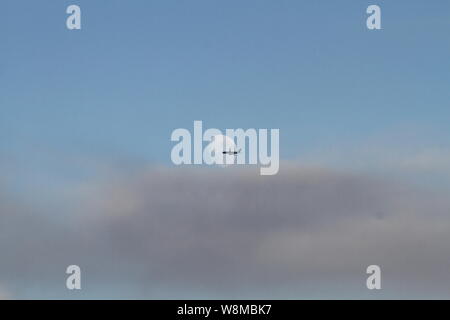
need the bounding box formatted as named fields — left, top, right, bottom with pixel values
left=0, top=286, right=11, bottom=300
left=1, top=165, right=450, bottom=299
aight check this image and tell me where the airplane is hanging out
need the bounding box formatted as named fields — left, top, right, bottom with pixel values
left=222, top=148, right=241, bottom=155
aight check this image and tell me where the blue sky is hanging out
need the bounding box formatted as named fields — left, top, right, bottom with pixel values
left=1, top=0, right=449, bottom=168
left=1, top=0, right=450, bottom=299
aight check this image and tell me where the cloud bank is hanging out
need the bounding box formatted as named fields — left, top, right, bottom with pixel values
left=1, top=165, right=450, bottom=299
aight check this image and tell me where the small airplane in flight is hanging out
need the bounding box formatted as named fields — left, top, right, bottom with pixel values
left=222, top=148, right=241, bottom=156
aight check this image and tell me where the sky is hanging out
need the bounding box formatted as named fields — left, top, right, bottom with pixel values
left=1, top=0, right=450, bottom=299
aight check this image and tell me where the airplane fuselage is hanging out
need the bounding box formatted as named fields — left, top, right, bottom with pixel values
left=222, top=151, right=239, bottom=155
